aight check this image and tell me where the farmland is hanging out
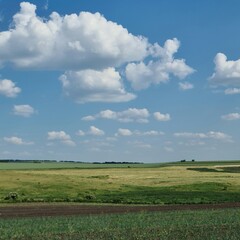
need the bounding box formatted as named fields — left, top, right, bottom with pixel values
left=1, top=208, right=240, bottom=239
left=0, top=161, right=240, bottom=204
left=0, top=160, right=240, bottom=239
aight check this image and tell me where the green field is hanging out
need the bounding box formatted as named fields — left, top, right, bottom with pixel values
left=0, top=161, right=240, bottom=204
left=1, top=208, right=240, bottom=240
left=0, top=162, right=148, bottom=170
left=0, top=161, right=240, bottom=239
left=0, top=160, right=239, bottom=170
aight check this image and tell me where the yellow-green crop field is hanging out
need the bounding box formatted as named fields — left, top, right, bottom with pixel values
left=0, top=161, right=240, bottom=204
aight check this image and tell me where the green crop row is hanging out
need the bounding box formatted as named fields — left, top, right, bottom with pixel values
left=1, top=208, right=240, bottom=239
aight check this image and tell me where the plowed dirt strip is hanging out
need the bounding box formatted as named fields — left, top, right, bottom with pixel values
left=1, top=202, right=240, bottom=218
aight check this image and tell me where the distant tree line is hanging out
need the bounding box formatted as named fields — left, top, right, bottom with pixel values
left=93, top=161, right=143, bottom=164
left=0, top=159, right=143, bottom=164
left=0, top=159, right=58, bottom=163
left=180, top=159, right=195, bottom=163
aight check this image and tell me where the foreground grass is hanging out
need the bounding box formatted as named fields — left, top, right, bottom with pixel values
left=0, top=208, right=240, bottom=239
left=0, top=161, right=240, bottom=204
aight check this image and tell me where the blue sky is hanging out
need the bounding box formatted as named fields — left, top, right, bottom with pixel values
left=0, top=0, right=239, bottom=162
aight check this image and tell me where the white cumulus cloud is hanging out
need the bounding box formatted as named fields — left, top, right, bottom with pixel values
left=0, top=79, right=21, bottom=97
left=154, top=112, right=171, bottom=121
left=0, top=2, right=148, bottom=70
left=47, top=131, right=76, bottom=146
left=97, top=109, right=117, bottom=120
left=81, top=116, right=95, bottom=121
left=76, top=130, right=86, bottom=136
left=13, top=104, right=35, bottom=117
left=76, top=127, right=105, bottom=136
left=224, top=88, right=240, bottom=95
left=125, top=38, right=194, bottom=90
left=82, top=108, right=150, bottom=123
left=4, top=136, right=34, bottom=145
left=60, top=68, right=136, bottom=103
left=89, top=126, right=105, bottom=136
left=209, top=53, right=240, bottom=87
left=0, top=3, right=194, bottom=104
left=116, top=129, right=164, bottom=137
left=134, top=130, right=165, bottom=136
left=179, top=81, right=194, bottom=91
left=221, top=113, right=240, bottom=120
left=174, top=131, right=233, bottom=142
left=115, top=128, right=133, bottom=136
left=174, top=132, right=206, bottom=138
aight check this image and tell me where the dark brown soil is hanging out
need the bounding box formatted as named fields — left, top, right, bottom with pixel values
left=1, top=202, right=240, bottom=218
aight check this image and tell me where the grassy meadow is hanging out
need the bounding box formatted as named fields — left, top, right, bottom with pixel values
left=1, top=208, right=240, bottom=239
left=0, top=161, right=240, bottom=204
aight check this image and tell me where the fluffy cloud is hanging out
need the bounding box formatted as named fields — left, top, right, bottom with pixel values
left=96, top=110, right=117, bottom=119
left=89, top=126, right=105, bottom=136
left=153, top=112, right=171, bottom=121
left=115, top=128, right=133, bottom=136
left=4, top=136, right=34, bottom=145
left=81, top=116, right=95, bottom=121
left=209, top=53, right=240, bottom=87
left=82, top=108, right=150, bottom=123
left=0, top=2, right=148, bottom=70
left=59, top=68, right=136, bottom=103
left=125, top=38, right=194, bottom=90
left=0, top=79, right=21, bottom=97
left=83, top=108, right=171, bottom=123
left=0, top=2, right=195, bottom=104
left=76, top=126, right=105, bottom=136
left=174, top=131, right=233, bottom=142
left=13, top=104, right=35, bottom=117
left=0, top=3, right=194, bottom=103
left=47, top=131, right=76, bottom=146
left=115, top=128, right=164, bottom=137
left=134, top=130, right=164, bottom=136
left=221, top=113, right=240, bottom=120
left=76, top=130, right=85, bottom=136
left=207, top=131, right=233, bottom=142
left=179, top=81, right=194, bottom=91
left=224, top=88, right=240, bottom=95
left=174, top=132, right=206, bottom=138
left=178, top=140, right=206, bottom=146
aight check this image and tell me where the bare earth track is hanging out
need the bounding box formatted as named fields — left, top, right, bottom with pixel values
left=1, top=202, right=240, bottom=218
